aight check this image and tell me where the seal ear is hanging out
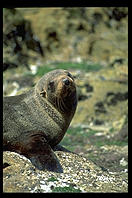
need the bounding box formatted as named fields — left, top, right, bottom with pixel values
left=40, top=90, right=47, bottom=98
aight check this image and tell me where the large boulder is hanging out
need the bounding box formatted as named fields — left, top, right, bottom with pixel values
left=3, top=147, right=128, bottom=192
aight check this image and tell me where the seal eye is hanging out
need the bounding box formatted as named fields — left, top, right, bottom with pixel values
left=63, top=78, right=70, bottom=86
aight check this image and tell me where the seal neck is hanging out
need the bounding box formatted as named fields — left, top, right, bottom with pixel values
left=34, top=86, right=70, bottom=130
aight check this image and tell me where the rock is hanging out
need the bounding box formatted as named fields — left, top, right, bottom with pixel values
left=3, top=148, right=128, bottom=192
left=95, top=101, right=107, bottom=114
left=72, top=67, right=128, bottom=126
left=113, top=124, right=128, bottom=142
left=83, top=144, right=128, bottom=173
left=120, top=157, right=128, bottom=167
left=3, top=8, right=44, bottom=71
left=16, top=7, right=127, bottom=64
left=106, top=92, right=128, bottom=106
left=77, top=82, right=93, bottom=101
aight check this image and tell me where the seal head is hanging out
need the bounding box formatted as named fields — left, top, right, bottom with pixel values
left=36, top=69, right=77, bottom=115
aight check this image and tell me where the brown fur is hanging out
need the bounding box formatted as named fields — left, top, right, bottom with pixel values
left=3, top=69, right=77, bottom=172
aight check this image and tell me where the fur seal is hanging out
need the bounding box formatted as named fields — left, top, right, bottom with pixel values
left=3, top=69, right=77, bottom=172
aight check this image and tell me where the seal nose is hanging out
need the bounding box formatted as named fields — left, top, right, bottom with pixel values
left=63, top=78, right=70, bottom=86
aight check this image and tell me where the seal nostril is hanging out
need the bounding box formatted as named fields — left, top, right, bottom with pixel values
left=63, top=78, right=70, bottom=86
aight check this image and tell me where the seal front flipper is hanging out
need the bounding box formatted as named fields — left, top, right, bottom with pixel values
left=4, top=131, right=63, bottom=173
left=28, top=132, right=63, bottom=172
left=30, top=147, right=63, bottom=173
